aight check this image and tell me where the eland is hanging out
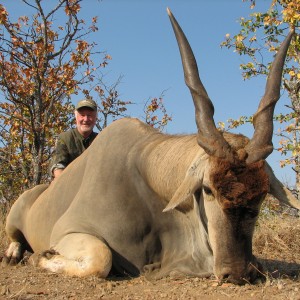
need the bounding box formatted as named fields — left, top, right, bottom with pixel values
left=2, top=8, right=299, bottom=284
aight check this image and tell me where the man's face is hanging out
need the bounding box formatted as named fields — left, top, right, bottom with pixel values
left=75, top=108, right=97, bottom=137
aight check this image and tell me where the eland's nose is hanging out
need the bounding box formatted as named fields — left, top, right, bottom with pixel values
left=216, top=260, right=263, bottom=285
left=217, top=271, right=251, bottom=285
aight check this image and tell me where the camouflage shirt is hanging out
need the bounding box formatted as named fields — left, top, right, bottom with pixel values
left=50, top=128, right=98, bottom=174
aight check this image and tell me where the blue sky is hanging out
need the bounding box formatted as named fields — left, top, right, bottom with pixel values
left=3, top=0, right=296, bottom=185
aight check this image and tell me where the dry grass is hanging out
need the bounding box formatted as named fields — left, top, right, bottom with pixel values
left=0, top=202, right=11, bottom=252
left=254, top=214, right=300, bottom=260
left=253, top=214, right=300, bottom=280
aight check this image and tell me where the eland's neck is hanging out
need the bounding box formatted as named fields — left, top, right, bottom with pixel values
left=137, top=133, right=205, bottom=201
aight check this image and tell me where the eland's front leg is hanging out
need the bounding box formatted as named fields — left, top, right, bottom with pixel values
left=35, top=233, right=112, bottom=277
left=2, top=241, right=25, bottom=266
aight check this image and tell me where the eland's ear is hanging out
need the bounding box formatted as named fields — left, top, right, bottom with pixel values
left=163, top=158, right=204, bottom=213
left=265, top=163, right=300, bottom=210
left=163, top=176, right=200, bottom=213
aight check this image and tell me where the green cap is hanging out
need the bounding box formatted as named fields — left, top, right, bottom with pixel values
left=76, top=99, right=97, bottom=111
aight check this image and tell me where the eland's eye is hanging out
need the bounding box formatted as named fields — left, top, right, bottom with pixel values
left=203, top=185, right=212, bottom=196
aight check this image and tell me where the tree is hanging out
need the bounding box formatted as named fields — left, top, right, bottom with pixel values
left=81, top=74, right=133, bottom=132
left=89, top=76, right=172, bottom=132
left=220, top=0, right=300, bottom=195
left=0, top=0, right=122, bottom=203
left=143, top=93, right=172, bottom=131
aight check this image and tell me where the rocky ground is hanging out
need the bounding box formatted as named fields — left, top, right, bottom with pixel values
left=0, top=213, right=299, bottom=300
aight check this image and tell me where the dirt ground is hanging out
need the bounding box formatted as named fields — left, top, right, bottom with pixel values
left=0, top=213, right=300, bottom=300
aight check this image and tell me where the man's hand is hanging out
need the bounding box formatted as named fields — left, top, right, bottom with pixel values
left=53, top=168, right=64, bottom=179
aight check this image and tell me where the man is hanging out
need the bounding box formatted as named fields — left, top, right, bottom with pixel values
left=50, top=98, right=98, bottom=179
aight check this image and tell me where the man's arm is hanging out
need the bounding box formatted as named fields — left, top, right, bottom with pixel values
left=50, top=136, right=70, bottom=179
